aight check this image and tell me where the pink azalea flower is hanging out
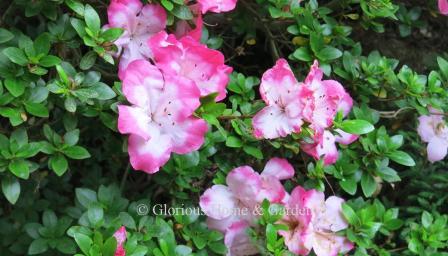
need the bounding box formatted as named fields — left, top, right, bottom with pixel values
left=113, top=226, right=127, bottom=256
left=417, top=109, right=448, bottom=162
left=147, top=31, right=232, bottom=101
left=301, top=129, right=358, bottom=166
left=117, top=60, right=208, bottom=173
left=279, top=186, right=353, bottom=256
left=439, top=0, right=448, bottom=15
left=301, top=60, right=353, bottom=137
left=200, top=158, right=294, bottom=255
left=252, top=59, right=306, bottom=139
left=224, top=221, right=259, bottom=256
left=106, top=0, right=166, bottom=78
left=174, top=4, right=203, bottom=41
left=197, top=0, right=237, bottom=14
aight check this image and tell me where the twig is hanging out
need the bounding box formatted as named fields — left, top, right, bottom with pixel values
left=378, top=107, right=413, bottom=118
left=218, top=114, right=254, bottom=120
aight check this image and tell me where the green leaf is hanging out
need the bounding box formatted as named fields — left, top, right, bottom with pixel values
left=243, top=145, right=263, bottom=159
left=24, top=102, right=49, bottom=117
left=92, top=83, right=116, bottom=100
left=34, top=33, right=51, bottom=55
left=161, top=0, right=174, bottom=11
left=386, top=151, right=415, bottom=166
left=88, top=204, right=104, bottom=226
left=292, top=47, right=313, bottom=61
left=39, top=55, right=61, bottom=67
left=421, top=211, right=433, bottom=228
left=63, top=146, right=91, bottom=159
left=64, top=129, right=80, bottom=146
left=0, top=28, right=14, bottom=43
left=56, top=65, right=70, bottom=85
left=340, top=119, right=374, bottom=135
left=3, top=47, right=28, bottom=66
left=49, top=154, right=68, bottom=176
left=225, top=136, right=243, bottom=148
left=42, top=210, right=58, bottom=227
left=5, top=79, right=26, bottom=97
left=341, top=203, right=359, bottom=226
left=103, top=236, right=117, bottom=256
left=66, top=0, right=85, bottom=16
left=75, top=188, right=97, bottom=208
left=361, top=173, right=377, bottom=197
left=119, top=212, right=136, bottom=229
left=28, top=238, right=48, bottom=255
left=437, top=56, right=448, bottom=80
left=1, top=176, right=21, bottom=204
left=79, top=51, right=97, bottom=70
left=172, top=5, right=193, bottom=20
left=9, top=159, right=30, bottom=179
left=339, top=177, right=357, bottom=195
left=84, top=4, right=101, bottom=34
left=74, top=233, right=93, bottom=255
left=316, top=46, right=343, bottom=61
left=101, top=28, right=124, bottom=42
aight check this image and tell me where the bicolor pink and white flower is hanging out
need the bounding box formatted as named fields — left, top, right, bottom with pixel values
left=117, top=60, right=208, bottom=173
left=200, top=158, right=294, bottom=255
left=301, top=129, right=358, bottom=166
left=197, top=0, right=238, bottom=14
left=106, top=0, right=166, bottom=78
left=252, top=59, right=306, bottom=139
left=279, top=186, right=353, bottom=256
left=417, top=108, right=448, bottom=162
left=113, top=226, right=127, bottom=256
left=439, top=0, right=448, bottom=15
left=301, top=60, right=353, bottom=137
left=148, top=31, right=232, bottom=101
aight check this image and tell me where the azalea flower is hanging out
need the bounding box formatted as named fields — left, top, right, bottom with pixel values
left=197, top=0, right=238, bottom=14
left=224, top=220, right=259, bottom=256
left=252, top=59, right=306, bottom=139
left=199, top=158, right=294, bottom=255
left=113, top=226, right=127, bottom=256
left=439, top=0, right=448, bottom=15
left=148, top=31, right=232, bottom=101
left=301, top=129, right=358, bottom=166
left=117, top=60, right=208, bottom=173
left=106, top=0, right=166, bottom=78
left=279, top=186, right=353, bottom=256
left=301, top=60, right=353, bottom=137
left=417, top=109, right=448, bottom=162
left=175, top=3, right=203, bottom=41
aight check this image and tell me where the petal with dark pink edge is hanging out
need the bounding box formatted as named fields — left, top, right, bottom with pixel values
left=162, top=74, right=202, bottom=119
left=224, top=221, right=259, bottom=256
left=258, top=177, right=288, bottom=204
left=113, top=226, right=127, bottom=246
left=200, top=185, right=237, bottom=220
left=253, top=105, right=302, bottom=139
left=198, top=0, right=237, bottom=14
left=127, top=134, right=172, bottom=174
left=107, top=1, right=137, bottom=29
left=122, top=60, right=163, bottom=107
left=112, top=0, right=142, bottom=14
left=259, top=58, right=299, bottom=105
left=165, top=117, right=208, bottom=154
left=304, top=60, right=323, bottom=84
left=135, top=4, right=167, bottom=35
left=261, top=157, right=294, bottom=180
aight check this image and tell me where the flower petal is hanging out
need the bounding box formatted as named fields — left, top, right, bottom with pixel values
left=322, top=196, right=348, bottom=232
left=117, top=105, right=153, bottom=140
left=440, top=0, right=448, bottom=15
left=200, top=185, right=237, bottom=220
left=253, top=105, right=303, bottom=139
left=164, top=117, right=208, bottom=154
left=427, top=136, right=448, bottom=162
left=226, top=166, right=262, bottom=208
left=261, top=157, right=294, bottom=180
left=198, top=0, right=238, bottom=14
left=334, top=129, right=358, bottom=145
left=127, top=134, right=172, bottom=174
left=224, top=221, right=259, bottom=256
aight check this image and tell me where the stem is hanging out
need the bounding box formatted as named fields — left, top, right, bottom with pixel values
left=218, top=114, right=254, bottom=120
left=120, top=163, right=131, bottom=193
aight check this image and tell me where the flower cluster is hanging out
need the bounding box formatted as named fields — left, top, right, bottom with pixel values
left=417, top=108, right=448, bottom=162
left=199, top=158, right=352, bottom=256
left=253, top=59, right=357, bottom=165
left=108, top=0, right=234, bottom=173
